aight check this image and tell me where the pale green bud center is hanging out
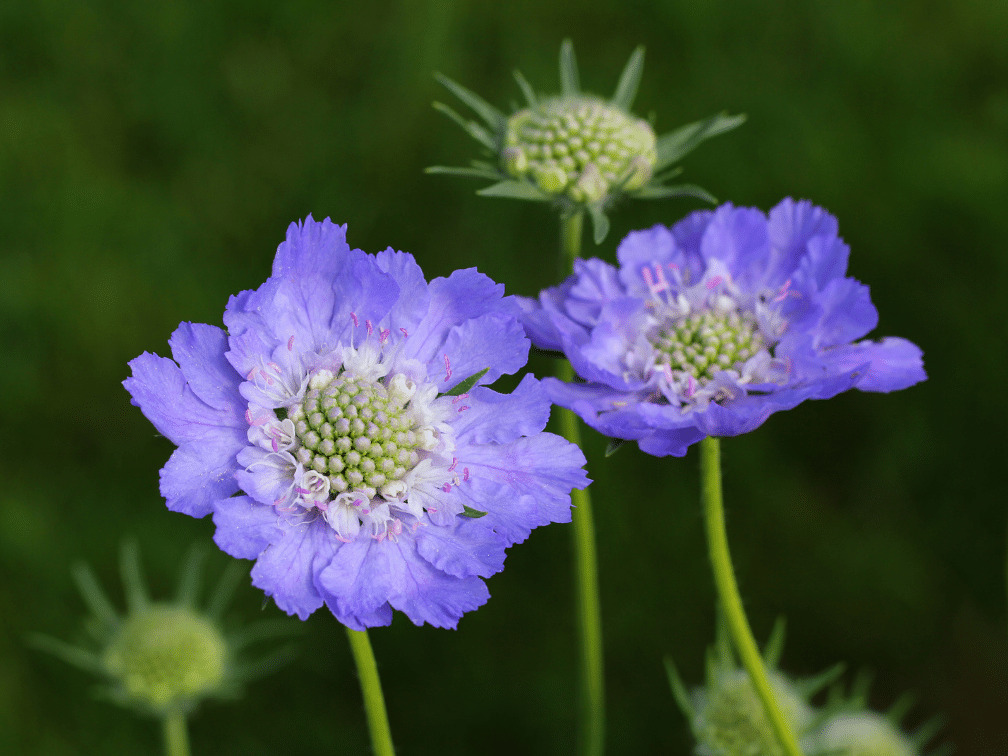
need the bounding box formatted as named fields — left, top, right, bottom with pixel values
left=503, top=95, right=657, bottom=203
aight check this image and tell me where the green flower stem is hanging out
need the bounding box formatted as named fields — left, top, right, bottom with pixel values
left=346, top=627, right=395, bottom=756
left=700, top=437, right=803, bottom=756
left=161, top=713, right=190, bottom=756
left=559, top=210, right=605, bottom=756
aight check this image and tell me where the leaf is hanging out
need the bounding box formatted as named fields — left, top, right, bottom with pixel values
left=432, top=101, right=497, bottom=150
left=559, top=39, right=580, bottom=96
left=440, top=367, right=490, bottom=397
left=611, top=45, right=646, bottom=111
left=664, top=656, right=696, bottom=719
left=434, top=72, right=507, bottom=130
left=425, top=165, right=504, bottom=181
left=604, top=438, right=626, bottom=457
left=587, top=204, right=611, bottom=244
left=512, top=69, right=537, bottom=107
left=476, top=180, right=549, bottom=201
left=461, top=505, right=488, bottom=518
left=654, top=111, right=747, bottom=171
left=762, top=615, right=787, bottom=667
left=633, top=182, right=718, bottom=204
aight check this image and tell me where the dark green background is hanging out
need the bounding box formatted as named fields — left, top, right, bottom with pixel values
left=3, top=1, right=1006, bottom=753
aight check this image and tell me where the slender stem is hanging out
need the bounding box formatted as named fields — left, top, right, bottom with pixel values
left=559, top=210, right=605, bottom=756
left=560, top=211, right=584, bottom=271
left=699, top=437, right=803, bottom=756
left=346, top=627, right=395, bottom=756
left=161, top=713, right=190, bottom=756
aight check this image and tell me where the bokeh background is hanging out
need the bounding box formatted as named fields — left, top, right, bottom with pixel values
left=3, top=1, right=1007, bottom=753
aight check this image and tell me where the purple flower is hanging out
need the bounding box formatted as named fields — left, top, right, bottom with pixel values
left=521, top=199, right=926, bottom=457
left=125, top=216, right=588, bottom=629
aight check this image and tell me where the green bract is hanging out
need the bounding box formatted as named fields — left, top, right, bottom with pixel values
left=32, top=540, right=297, bottom=718
left=665, top=621, right=949, bottom=756
left=665, top=618, right=842, bottom=756
left=428, top=39, right=745, bottom=243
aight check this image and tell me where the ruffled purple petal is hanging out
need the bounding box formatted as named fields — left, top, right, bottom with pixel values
left=212, top=496, right=284, bottom=559
left=401, top=268, right=507, bottom=366
left=167, top=322, right=244, bottom=416
left=700, top=205, right=771, bottom=289
left=459, top=434, right=588, bottom=544
left=316, top=536, right=489, bottom=630
left=814, top=278, right=879, bottom=347
left=766, top=198, right=843, bottom=287
left=451, top=374, right=550, bottom=445
left=160, top=428, right=245, bottom=516
left=433, top=312, right=529, bottom=390
left=415, top=516, right=508, bottom=579
left=824, top=337, right=926, bottom=392
left=373, top=248, right=431, bottom=338
left=124, top=352, right=240, bottom=444
left=566, top=258, right=625, bottom=323
left=249, top=519, right=338, bottom=620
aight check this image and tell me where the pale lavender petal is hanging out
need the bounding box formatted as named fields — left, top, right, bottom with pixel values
left=212, top=495, right=284, bottom=559
left=160, top=428, right=245, bottom=516
left=249, top=520, right=338, bottom=620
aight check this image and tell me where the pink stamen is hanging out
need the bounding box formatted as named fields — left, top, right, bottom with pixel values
left=442, top=483, right=452, bottom=493
left=366, top=319, right=373, bottom=336
left=296, top=486, right=310, bottom=495
left=380, top=328, right=390, bottom=344
left=686, top=375, right=697, bottom=399
left=706, top=276, right=723, bottom=290
left=642, top=264, right=670, bottom=296
left=457, top=405, right=469, bottom=413
left=400, top=327, right=409, bottom=338
left=287, top=334, right=295, bottom=351
left=452, top=392, right=469, bottom=403
left=443, top=354, right=452, bottom=382
left=448, top=457, right=458, bottom=471
left=774, top=278, right=801, bottom=302
left=462, top=468, right=470, bottom=482
left=271, top=437, right=279, bottom=452
left=350, top=312, right=359, bottom=327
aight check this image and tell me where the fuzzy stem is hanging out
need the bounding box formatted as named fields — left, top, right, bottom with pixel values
left=346, top=627, right=395, bottom=756
left=700, top=437, right=803, bottom=756
left=161, top=713, right=190, bottom=756
left=559, top=210, right=605, bottom=756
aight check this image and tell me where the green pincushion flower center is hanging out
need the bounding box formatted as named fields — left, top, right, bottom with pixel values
left=816, top=713, right=916, bottom=756
left=503, top=95, right=657, bottom=203
left=652, top=310, right=765, bottom=383
left=289, top=373, right=423, bottom=500
left=102, top=605, right=227, bottom=713
left=696, top=670, right=813, bottom=756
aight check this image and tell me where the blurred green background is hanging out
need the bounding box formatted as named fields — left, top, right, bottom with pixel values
left=2, top=0, right=1006, bottom=753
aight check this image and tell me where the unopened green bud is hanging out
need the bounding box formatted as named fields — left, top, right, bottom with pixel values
left=694, top=669, right=815, bottom=756
left=813, top=712, right=916, bottom=756
left=503, top=95, right=656, bottom=205
left=103, top=605, right=227, bottom=714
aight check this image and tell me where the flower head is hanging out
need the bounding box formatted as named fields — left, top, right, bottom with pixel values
left=31, top=541, right=293, bottom=718
left=428, top=39, right=745, bottom=244
left=521, top=198, right=927, bottom=456
left=665, top=619, right=840, bottom=756
left=124, top=217, right=588, bottom=628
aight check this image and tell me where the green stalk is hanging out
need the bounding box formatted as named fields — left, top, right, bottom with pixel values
left=161, top=713, right=190, bottom=756
left=699, top=437, right=803, bottom=756
left=346, top=627, right=395, bottom=756
left=559, top=211, right=605, bottom=756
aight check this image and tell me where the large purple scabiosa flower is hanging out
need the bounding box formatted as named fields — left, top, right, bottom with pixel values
left=521, top=198, right=926, bottom=456
left=125, top=217, right=588, bottom=629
